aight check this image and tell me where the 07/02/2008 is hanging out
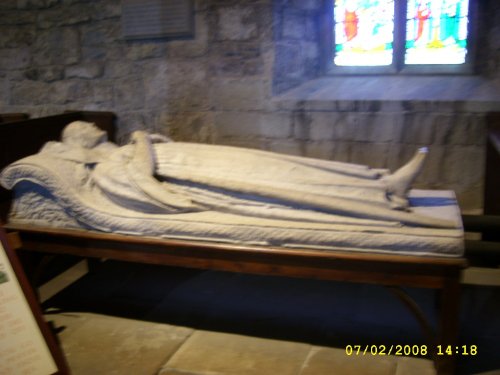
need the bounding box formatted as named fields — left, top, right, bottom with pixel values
left=345, top=344, right=478, bottom=356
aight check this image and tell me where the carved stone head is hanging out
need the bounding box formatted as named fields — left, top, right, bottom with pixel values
left=62, top=121, right=108, bottom=148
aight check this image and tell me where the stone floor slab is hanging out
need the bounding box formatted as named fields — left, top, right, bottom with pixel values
left=54, top=313, right=193, bottom=375
left=394, top=356, right=436, bottom=375
left=300, top=346, right=397, bottom=375
left=160, top=330, right=311, bottom=375
left=40, top=260, right=500, bottom=374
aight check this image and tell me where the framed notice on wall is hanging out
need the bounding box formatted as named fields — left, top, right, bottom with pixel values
left=122, top=0, right=194, bottom=39
left=0, top=228, right=69, bottom=375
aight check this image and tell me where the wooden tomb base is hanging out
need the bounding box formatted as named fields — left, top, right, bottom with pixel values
left=6, top=223, right=466, bottom=375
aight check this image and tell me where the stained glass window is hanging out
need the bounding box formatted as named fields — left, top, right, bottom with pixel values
left=405, top=0, right=469, bottom=64
left=332, top=0, right=471, bottom=69
left=333, top=0, right=395, bottom=66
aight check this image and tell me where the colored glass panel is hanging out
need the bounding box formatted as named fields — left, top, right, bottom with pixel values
left=333, top=0, right=395, bottom=66
left=405, top=0, right=469, bottom=64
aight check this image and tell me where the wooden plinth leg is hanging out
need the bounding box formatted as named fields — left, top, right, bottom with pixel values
left=435, top=279, right=461, bottom=375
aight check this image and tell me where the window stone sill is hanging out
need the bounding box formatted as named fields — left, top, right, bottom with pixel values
left=273, top=76, right=500, bottom=113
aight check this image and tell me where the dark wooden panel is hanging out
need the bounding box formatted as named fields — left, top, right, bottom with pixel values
left=482, top=113, right=500, bottom=246
left=484, top=112, right=500, bottom=217
left=0, top=113, right=29, bottom=123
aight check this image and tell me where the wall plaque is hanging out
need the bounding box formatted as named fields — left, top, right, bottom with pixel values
left=0, top=228, right=69, bottom=374
left=122, top=0, right=194, bottom=39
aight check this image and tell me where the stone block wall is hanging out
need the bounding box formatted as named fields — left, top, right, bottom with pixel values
left=0, top=0, right=277, bottom=143
left=272, top=0, right=323, bottom=94
left=276, top=103, right=488, bottom=209
left=0, top=0, right=499, bottom=210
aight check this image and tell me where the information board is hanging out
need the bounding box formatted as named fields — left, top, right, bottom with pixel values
left=0, top=229, right=68, bottom=375
left=122, top=0, right=194, bottom=39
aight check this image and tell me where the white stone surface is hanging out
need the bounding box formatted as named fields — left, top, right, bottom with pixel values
left=0, top=122, right=465, bottom=256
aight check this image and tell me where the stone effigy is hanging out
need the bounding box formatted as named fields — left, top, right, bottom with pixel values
left=0, top=121, right=464, bottom=256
